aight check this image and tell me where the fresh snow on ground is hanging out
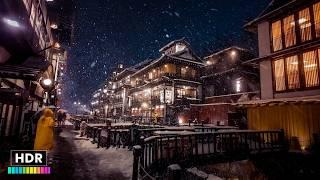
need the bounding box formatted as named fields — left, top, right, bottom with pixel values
left=60, top=130, right=133, bottom=180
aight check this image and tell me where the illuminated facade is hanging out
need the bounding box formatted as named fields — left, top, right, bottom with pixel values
left=129, top=39, right=204, bottom=123
left=191, top=46, right=260, bottom=125
left=0, top=0, right=69, bottom=139
left=245, top=0, right=320, bottom=149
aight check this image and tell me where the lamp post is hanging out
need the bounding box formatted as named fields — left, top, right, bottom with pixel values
left=41, top=78, right=53, bottom=106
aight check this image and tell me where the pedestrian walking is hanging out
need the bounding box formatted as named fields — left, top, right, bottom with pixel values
left=34, top=108, right=55, bottom=150
left=62, top=112, right=67, bottom=126
left=57, top=111, right=63, bottom=127
left=80, top=121, right=87, bottom=137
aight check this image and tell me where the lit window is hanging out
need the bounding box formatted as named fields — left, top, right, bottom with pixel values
left=236, top=79, right=241, bottom=92
left=286, top=55, right=300, bottom=89
left=283, top=15, right=296, bottom=47
left=303, top=50, right=319, bottom=87
left=148, top=72, right=153, bottom=79
left=299, top=8, right=312, bottom=42
left=273, top=59, right=286, bottom=91
left=181, top=67, right=187, bottom=77
left=271, top=20, right=283, bottom=51
left=313, top=2, right=320, bottom=37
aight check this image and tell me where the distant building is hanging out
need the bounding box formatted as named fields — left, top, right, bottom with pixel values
left=128, top=39, right=204, bottom=123
left=245, top=0, right=320, bottom=149
left=190, top=47, right=260, bottom=126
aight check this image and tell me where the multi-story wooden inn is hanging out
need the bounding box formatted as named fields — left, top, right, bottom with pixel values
left=129, top=39, right=204, bottom=123
left=244, top=0, right=320, bottom=149
left=190, top=47, right=260, bottom=126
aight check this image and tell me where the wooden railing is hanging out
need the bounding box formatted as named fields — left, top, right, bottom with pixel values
left=85, top=124, right=165, bottom=149
left=132, top=129, right=286, bottom=180
left=85, top=124, right=240, bottom=150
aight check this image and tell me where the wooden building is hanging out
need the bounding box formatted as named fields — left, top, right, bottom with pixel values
left=190, top=47, right=260, bottom=125
left=0, top=0, right=68, bottom=142
left=244, top=0, right=320, bottom=149
left=129, top=39, right=205, bottom=123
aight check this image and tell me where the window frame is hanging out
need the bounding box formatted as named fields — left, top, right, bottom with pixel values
left=272, top=48, right=320, bottom=93
left=270, top=2, right=320, bottom=53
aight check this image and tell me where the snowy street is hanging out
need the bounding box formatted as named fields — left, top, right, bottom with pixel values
left=50, top=128, right=133, bottom=180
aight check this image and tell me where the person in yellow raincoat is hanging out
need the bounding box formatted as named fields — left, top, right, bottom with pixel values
left=34, top=108, right=55, bottom=150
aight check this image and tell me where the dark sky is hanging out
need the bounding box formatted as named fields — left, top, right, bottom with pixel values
left=62, top=0, right=270, bottom=110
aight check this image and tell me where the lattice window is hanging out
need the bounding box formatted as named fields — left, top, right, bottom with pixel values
left=273, top=59, right=286, bottom=91
left=286, top=55, right=300, bottom=89
left=272, top=20, right=283, bottom=51
left=299, top=8, right=312, bottom=42
left=283, top=15, right=296, bottom=47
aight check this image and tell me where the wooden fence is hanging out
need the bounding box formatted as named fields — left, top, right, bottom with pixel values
left=132, top=129, right=286, bottom=180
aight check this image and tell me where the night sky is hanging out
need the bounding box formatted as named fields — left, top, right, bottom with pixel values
left=62, top=0, right=270, bottom=110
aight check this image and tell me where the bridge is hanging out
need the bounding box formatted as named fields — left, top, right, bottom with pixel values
left=81, top=121, right=286, bottom=180
left=132, top=129, right=286, bottom=180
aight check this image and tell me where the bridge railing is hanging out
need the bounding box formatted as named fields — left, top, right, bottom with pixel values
left=132, top=129, right=286, bottom=180
left=85, top=124, right=166, bottom=149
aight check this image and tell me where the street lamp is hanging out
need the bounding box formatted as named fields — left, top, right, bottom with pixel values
left=41, top=78, right=53, bottom=106
left=230, top=50, right=237, bottom=58
left=3, top=17, right=20, bottom=28
left=42, top=78, right=52, bottom=86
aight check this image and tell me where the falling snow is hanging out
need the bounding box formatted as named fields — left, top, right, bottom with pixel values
left=62, top=0, right=270, bottom=110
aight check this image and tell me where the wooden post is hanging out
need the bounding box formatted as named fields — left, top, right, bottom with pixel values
left=92, top=127, right=97, bottom=143
left=97, top=128, right=102, bottom=148
left=132, top=145, right=142, bottom=180
left=86, top=126, right=90, bottom=138
left=279, top=129, right=287, bottom=151
left=167, top=164, right=182, bottom=180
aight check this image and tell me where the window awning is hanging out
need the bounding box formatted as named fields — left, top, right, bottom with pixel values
left=0, top=56, right=49, bottom=80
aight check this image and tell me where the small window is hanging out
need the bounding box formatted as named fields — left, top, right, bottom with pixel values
left=303, top=50, right=319, bottom=87
left=286, top=55, right=300, bottom=89
left=299, top=8, right=312, bottom=42
left=271, top=20, right=283, bottom=51
left=283, top=15, right=296, bottom=47
left=314, top=2, right=320, bottom=37
left=273, top=59, right=286, bottom=91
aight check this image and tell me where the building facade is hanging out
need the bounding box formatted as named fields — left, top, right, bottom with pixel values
left=190, top=47, right=260, bottom=126
left=129, top=39, right=204, bottom=124
left=0, top=0, right=69, bottom=142
left=245, top=0, right=320, bottom=149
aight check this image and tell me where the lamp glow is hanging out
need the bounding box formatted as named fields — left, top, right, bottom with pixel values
left=3, top=18, right=20, bottom=28
left=43, top=79, right=52, bottom=86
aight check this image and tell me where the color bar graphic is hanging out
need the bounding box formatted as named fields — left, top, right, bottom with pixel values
left=7, top=167, right=51, bottom=175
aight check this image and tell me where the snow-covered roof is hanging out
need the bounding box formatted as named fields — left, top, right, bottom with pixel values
left=130, top=58, right=154, bottom=70
left=192, top=95, right=320, bottom=107
left=244, top=0, right=308, bottom=30
left=172, top=78, right=202, bottom=85
left=131, top=54, right=205, bottom=78
left=203, top=46, right=248, bottom=60
left=204, top=91, right=259, bottom=99
left=235, top=95, right=320, bottom=106
left=131, top=55, right=165, bottom=77
left=158, top=37, right=190, bottom=52
left=167, top=55, right=205, bottom=66
left=200, top=68, right=236, bottom=79
left=114, top=68, right=136, bottom=80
